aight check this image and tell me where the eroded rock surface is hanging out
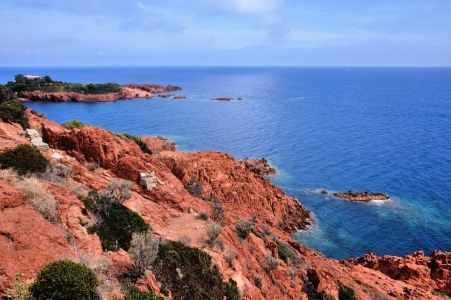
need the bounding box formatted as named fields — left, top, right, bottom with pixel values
left=334, top=190, right=390, bottom=202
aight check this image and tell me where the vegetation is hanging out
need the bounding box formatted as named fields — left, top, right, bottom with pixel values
left=235, top=219, right=253, bottom=239
left=338, top=284, right=357, bottom=300
left=0, top=144, right=49, bottom=175
left=30, top=260, right=100, bottom=300
left=126, top=286, right=164, bottom=300
left=109, top=131, right=153, bottom=155
left=197, top=210, right=209, bottom=220
left=0, top=84, right=28, bottom=129
left=62, top=119, right=85, bottom=130
left=6, top=74, right=123, bottom=95
left=259, top=255, right=280, bottom=273
left=84, top=186, right=149, bottom=251
left=0, top=169, right=59, bottom=223
left=2, top=272, right=33, bottom=300
left=122, top=133, right=153, bottom=155
left=185, top=175, right=204, bottom=198
left=206, top=223, right=223, bottom=247
left=128, top=231, right=160, bottom=279
left=212, top=198, right=225, bottom=224
left=152, top=240, right=239, bottom=300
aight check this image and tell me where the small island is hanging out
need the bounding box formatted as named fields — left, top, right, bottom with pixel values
left=6, top=74, right=183, bottom=102
left=211, top=97, right=243, bottom=101
left=332, top=190, right=390, bottom=202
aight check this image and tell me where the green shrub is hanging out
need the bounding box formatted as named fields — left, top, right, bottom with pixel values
left=338, top=284, right=357, bottom=300
left=84, top=190, right=148, bottom=251
left=62, top=119, right=85, bottom=130
left=152, top=240, right=239, bottom=300
left=0, top=144, right=49, bottom=175
left=123, top=133, right=153, bottom=155
left=0, top=100, right=28, bottom=129
left=30, top=260, right=100, bottom=300
left=127, top=286, right=164, bottom=300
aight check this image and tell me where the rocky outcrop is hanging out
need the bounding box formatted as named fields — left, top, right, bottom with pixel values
left=141, top=136, right=176, bottom=152
left=212, top=97, right=235, bottom=101
left=242, top=158, right=276, bottom=176
left=333, top=190, right=390, bottom=202
left=174, top=95, right=187, bottom=100
left=159, top=151, right=311, bottom=233
left=164, top=85, right=182, bottom=92
left=19, top=84, right=182, bottom=102
left=346, top=250, right=451, bottom=296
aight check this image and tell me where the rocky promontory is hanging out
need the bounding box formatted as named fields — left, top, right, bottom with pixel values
left=333, top=190, right=390, bottom=202
left=19, top=84, right=182, bottom=102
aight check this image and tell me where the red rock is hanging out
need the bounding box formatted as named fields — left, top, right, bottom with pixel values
left=141, top=136, right=176, bottom=152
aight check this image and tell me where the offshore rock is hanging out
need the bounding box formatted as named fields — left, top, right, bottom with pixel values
left=334, top=190, right=390, bottom=202
left=212, top=97, right=234, bottom=101
left=174, top=95, right=187, bottom=99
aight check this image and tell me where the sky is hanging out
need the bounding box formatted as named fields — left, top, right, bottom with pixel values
left=1, top=0, right=450, bottom=66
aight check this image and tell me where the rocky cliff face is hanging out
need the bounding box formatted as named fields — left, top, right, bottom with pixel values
left=0, top=112, right=449, bottom=299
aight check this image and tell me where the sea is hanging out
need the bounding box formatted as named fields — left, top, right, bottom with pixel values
left=1, top=67, right=450, bottom=260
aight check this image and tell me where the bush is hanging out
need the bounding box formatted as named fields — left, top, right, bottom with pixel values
left=0, top=100, right=29, bottom=129
left=103, top=179, right=134, bottom=204
left=225, top=248, right=236, bottom=268
left=235, top=219, right=253, bottom=239
left=206, top=223, right=222, bottom=247
left=2, top=272, right=33, bottom=300
left=0, top=144, right=49, bottom=175
left=259, top=255, right=280, bottom=273
left=185, top=175, right=203, bottom=198
left=212, top=198, right=225, bottom=224
left=85, top=190, right=149, bottom=251
left=30, top=260, right=100, bottom=300
left=62, top=119, right=85, bottom=130
left=339, top=284, right=357, bottom=300
left=253, top=275, right=262, bottom=289
left=128, top=231, right=160, bottom=278
left=152, top=240, right=239, bottom=300
left=197, top=210, right=209, bottom=221
left=0, top=84, right=28, bottom=129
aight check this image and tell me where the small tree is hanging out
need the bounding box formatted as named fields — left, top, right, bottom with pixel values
left=30, top=260, right=100, bottom=300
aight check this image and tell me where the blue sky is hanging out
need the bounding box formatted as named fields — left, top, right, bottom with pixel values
left=1, top=0, right=450, bottom=66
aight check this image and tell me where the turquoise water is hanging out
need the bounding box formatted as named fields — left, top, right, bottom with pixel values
left=1, top=67, right=450, bottom=259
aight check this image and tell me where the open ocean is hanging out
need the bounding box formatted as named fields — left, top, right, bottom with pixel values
left=1, top=66, right=450, bottom=260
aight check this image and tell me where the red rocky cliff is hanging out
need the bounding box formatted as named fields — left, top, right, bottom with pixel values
left=0, top=111, right=447, bottom=299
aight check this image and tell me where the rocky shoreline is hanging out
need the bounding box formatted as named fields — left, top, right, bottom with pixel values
left=0, top=110, right=449, bottom=299
left=19, top=84, right=184, bottom=102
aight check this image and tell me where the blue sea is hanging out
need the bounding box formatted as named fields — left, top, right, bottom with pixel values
left=1, top=67, right=450, bottom=260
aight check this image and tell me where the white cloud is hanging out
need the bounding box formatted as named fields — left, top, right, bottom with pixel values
left=198, top=0, right=282, bottom=14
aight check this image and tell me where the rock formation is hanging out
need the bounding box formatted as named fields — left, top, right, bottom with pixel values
left=211, top=97, right=235, bottom=101
left=241, top=158, right=276, bottom=176
left=334, top=190, right=390, bottom=202
left=0, top=110, right=448, bottom=299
